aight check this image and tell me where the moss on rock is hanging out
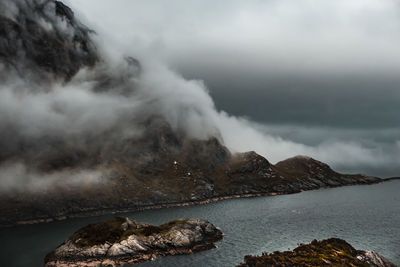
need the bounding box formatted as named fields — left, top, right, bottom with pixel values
left=238, top=238, right=371, bottom=267
left=70, top=217, right=190, bottom=247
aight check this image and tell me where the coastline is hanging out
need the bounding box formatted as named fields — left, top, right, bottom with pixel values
left=45, top=245, right=216, bottom=267
left=6, top=177, right=398, bottom=228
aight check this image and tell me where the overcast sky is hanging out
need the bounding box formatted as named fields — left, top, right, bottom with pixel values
left=66, top=0, right=400, bottom=177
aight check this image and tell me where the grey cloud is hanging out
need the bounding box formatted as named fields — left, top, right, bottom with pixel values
left=0, top=162, right=104, bottom=192
left=1, top=0, right=398, bottom=190
left=64, top=0, right=400, bottom=177
left=66, top=0, right=400, bottom=127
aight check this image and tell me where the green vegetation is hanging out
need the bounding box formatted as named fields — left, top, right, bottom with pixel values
left=238, top=238, right=370, bottom=267
left=70, top=217, right=189, bottom=248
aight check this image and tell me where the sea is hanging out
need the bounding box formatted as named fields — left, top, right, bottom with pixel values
left=1, top=180, right=399, bottom=267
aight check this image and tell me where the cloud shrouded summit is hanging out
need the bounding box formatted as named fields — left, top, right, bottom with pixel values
left=0, top=0, right=394, bottom=230
left=64, top=0, right=400, bottom=177
left=0, top=0, right=398, bottom=195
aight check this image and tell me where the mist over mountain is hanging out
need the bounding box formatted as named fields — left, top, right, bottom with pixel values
left=0, top=4, right=398, bottom=267
left=0, top=0, right=399, bottom=196
left=0, top=0, right=223, bottom=191
left=0, top=0, right=395, bottom=229
left=64, top=0, right=400, bottom=178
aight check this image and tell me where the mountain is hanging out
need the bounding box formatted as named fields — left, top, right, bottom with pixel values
left=0, top=0, right=384, bottom=227
left=0, top=145, right=381, bottom=227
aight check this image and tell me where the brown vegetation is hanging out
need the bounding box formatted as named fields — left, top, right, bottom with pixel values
left=238, top=238, right=370, bottom=267
left=70, top=217, right=190, bottom=247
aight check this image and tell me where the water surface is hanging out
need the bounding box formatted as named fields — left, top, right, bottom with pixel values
left=1, top=180, right=399, bottom=267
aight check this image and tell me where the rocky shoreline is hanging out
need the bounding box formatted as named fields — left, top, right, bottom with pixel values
left=238, top=238, right=396, bottom=267
left=8, top=178, right=398, bottom=228
left=44, top=217, right=222, bottom=267
left=12, top=193, right=276, bottom=227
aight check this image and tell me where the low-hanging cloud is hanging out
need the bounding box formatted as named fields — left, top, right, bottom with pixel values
left=1, top=0, right=399, bottom=194
left=64, top=0, right=400, bottom=177
left=0, top=162, right=104, bottom=193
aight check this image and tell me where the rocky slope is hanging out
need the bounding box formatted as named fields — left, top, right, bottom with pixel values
left=238, top=238, right=396, bottom=267
left=0, top=0, right=389, bottom=227
left=0, top=0, right=98, bottom=81
left=44, top=217, right=222, bottom=266
left=0, top=147, right=382, bottom=227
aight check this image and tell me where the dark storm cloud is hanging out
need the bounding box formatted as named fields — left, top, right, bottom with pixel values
left=27, top=0, right=400, bottom=177
left=66, top=0, right=400, bottom=126
left=191, top=73, right=400, bottom=128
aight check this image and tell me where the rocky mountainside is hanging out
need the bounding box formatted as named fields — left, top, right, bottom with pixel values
left=238, top=238, right=396, bottom=267
left=44, top=217, right=222, bottom=266
left=0, top=146, right=381, bottom=227
left=0, top=0, right=387, bottom=227
left=0, top=0, right=98, bottom=81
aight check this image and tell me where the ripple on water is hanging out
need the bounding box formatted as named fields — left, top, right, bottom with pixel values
left=0, top=180, right=399, bottom=267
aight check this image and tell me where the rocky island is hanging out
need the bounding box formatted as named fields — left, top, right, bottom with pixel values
left=44, top=217, right=222, bottom=266
left=238, top=238, right=396, bottom=267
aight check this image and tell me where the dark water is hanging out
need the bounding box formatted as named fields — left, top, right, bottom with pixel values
left=1, top=180, right=399, bottom=267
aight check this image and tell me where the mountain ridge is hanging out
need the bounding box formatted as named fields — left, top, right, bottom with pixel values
left=0, top=141, right=385, bottom=227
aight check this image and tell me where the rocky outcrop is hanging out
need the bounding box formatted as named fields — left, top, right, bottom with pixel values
left=238, top=238, right=396, bottom=267
left=44, top=217, right=223, bottom=266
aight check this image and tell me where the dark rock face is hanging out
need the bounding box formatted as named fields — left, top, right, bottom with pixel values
left=44, top=217, right=223, bottom=266
left=238, top=238, right=396, bottom=267
left=0, top=0, right=98, bottom=80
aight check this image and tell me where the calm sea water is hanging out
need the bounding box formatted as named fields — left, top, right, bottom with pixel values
left=1, top=180, right=399, bottom=267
